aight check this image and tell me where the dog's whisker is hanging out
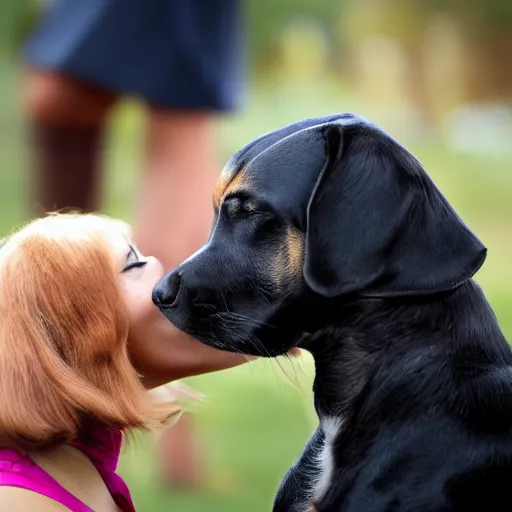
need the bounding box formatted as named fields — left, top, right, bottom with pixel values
left=210, top=318, right=303, bottom=392
left=220, top=291, right=231, bottom=313
left=248, top=277, right=272, bottom=305
left=273, top=352, right=303, bottom=393
left=244, top=333, right=304, bottom=395
left=213, top=312, right=276, bottom=331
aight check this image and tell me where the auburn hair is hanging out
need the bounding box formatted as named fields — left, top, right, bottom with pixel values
left=0, top=213, right=180, bottom=451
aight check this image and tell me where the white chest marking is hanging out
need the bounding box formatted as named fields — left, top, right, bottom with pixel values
left=311, top=416, right=343, bottom=503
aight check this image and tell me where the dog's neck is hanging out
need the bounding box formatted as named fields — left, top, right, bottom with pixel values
left=299, top=280, right=507, bottom=422
left=302, top=305, right=387, bottom=420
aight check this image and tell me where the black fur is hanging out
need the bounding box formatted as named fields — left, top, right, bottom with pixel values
left=153, top=114, right=511, bottom=511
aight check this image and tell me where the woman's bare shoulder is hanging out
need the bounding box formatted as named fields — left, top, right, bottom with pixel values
left=0, top=486, right=68, bottom=511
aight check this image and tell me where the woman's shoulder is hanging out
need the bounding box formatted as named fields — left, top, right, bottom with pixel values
left=0, top=486, right=69, bottom=511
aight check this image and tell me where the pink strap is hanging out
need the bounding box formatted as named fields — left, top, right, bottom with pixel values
left=71, top=427, right=136, bottom=511
left=0, top=449, right=93, bottom=511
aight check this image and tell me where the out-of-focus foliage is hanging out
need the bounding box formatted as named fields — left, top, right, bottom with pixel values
left=245, top=0, right=343, bottom=64
left=425, top=0, right=512, bottom=31
left=1, top=0, right=40, bottom=56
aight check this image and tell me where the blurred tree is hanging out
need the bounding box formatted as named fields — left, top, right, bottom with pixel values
left=0, top=0, right=41, bottom=57
left=422, top=0, right=512, bottom=102
left=425, top=0, right=512, bottom=31
left=245, top=0, right=344, bottom=69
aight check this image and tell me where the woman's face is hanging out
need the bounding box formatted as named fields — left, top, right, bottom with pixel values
left=110, top=232, right=250, bottom=389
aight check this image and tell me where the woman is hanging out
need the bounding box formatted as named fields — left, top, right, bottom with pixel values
left=0, top=213, right=256, bottom=511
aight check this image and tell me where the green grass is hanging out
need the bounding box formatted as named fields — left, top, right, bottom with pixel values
left=0, top=60, right=511, bottom=511
left=121, top=357, right=317, bottom=512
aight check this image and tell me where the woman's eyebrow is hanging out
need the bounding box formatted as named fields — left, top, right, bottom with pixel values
left=126, top=244, right=137, bottom=259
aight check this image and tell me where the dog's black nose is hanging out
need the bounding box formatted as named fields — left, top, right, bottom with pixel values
left=153, top=272, right=182, bottom=306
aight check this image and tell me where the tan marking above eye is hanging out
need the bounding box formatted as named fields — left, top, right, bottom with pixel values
left=213, top=169, right=247, bottom=209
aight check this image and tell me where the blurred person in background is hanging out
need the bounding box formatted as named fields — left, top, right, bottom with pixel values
left=20, top=0, right=244, bottom=490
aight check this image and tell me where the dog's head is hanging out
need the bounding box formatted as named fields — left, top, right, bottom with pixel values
left=153, top=114, right=486, bottom=356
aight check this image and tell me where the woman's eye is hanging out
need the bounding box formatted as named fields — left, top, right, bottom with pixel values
left=123, top=245, right=147, bottom=273
left=123, top=261, right=147, bottom=272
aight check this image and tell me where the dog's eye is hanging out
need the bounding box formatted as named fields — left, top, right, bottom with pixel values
left=224, top=197, right=257, bottom=218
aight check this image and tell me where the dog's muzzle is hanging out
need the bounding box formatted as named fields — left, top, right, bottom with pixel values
left=153, top=269, right=219, bottom=320
left=153, top=272, right=182, bottom=308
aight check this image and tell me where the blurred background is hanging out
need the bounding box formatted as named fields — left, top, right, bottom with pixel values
left=1, top=0, right=511, bottom=510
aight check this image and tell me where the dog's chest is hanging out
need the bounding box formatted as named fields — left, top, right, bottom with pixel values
left=311, top=416, right=343, bottom=504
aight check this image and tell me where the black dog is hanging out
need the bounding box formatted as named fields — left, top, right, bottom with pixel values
left=153, top=114, right=512, bottom=511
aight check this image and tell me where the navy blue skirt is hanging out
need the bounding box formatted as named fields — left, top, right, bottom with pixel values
left=24, top=0, right=244, bottom=111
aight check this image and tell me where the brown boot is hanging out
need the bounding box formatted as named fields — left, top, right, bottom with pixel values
left=28, top=120, right=105, bottom=215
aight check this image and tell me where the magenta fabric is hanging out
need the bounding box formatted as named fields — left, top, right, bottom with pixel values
left=0, top=424, right=136, bottom=511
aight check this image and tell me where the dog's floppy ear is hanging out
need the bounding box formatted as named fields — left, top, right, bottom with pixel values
left=304, top=124, right=487, bottom=298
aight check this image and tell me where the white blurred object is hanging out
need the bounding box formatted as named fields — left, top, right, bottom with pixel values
left=149, top=381, right=205, bottom=404
left=422, top=16, right=468, bottom=124
left=443, top=103, right=512, bottom=155
left=354, top=36, right=412, bottom=107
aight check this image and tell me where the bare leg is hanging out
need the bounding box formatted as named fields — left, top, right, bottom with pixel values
left=133, top=108, right=217, bottom=268
left=133, top=107, right=219, bottom=488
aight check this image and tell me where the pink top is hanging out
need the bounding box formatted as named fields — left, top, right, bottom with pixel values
left=0, top=423, right=136, bottom=511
